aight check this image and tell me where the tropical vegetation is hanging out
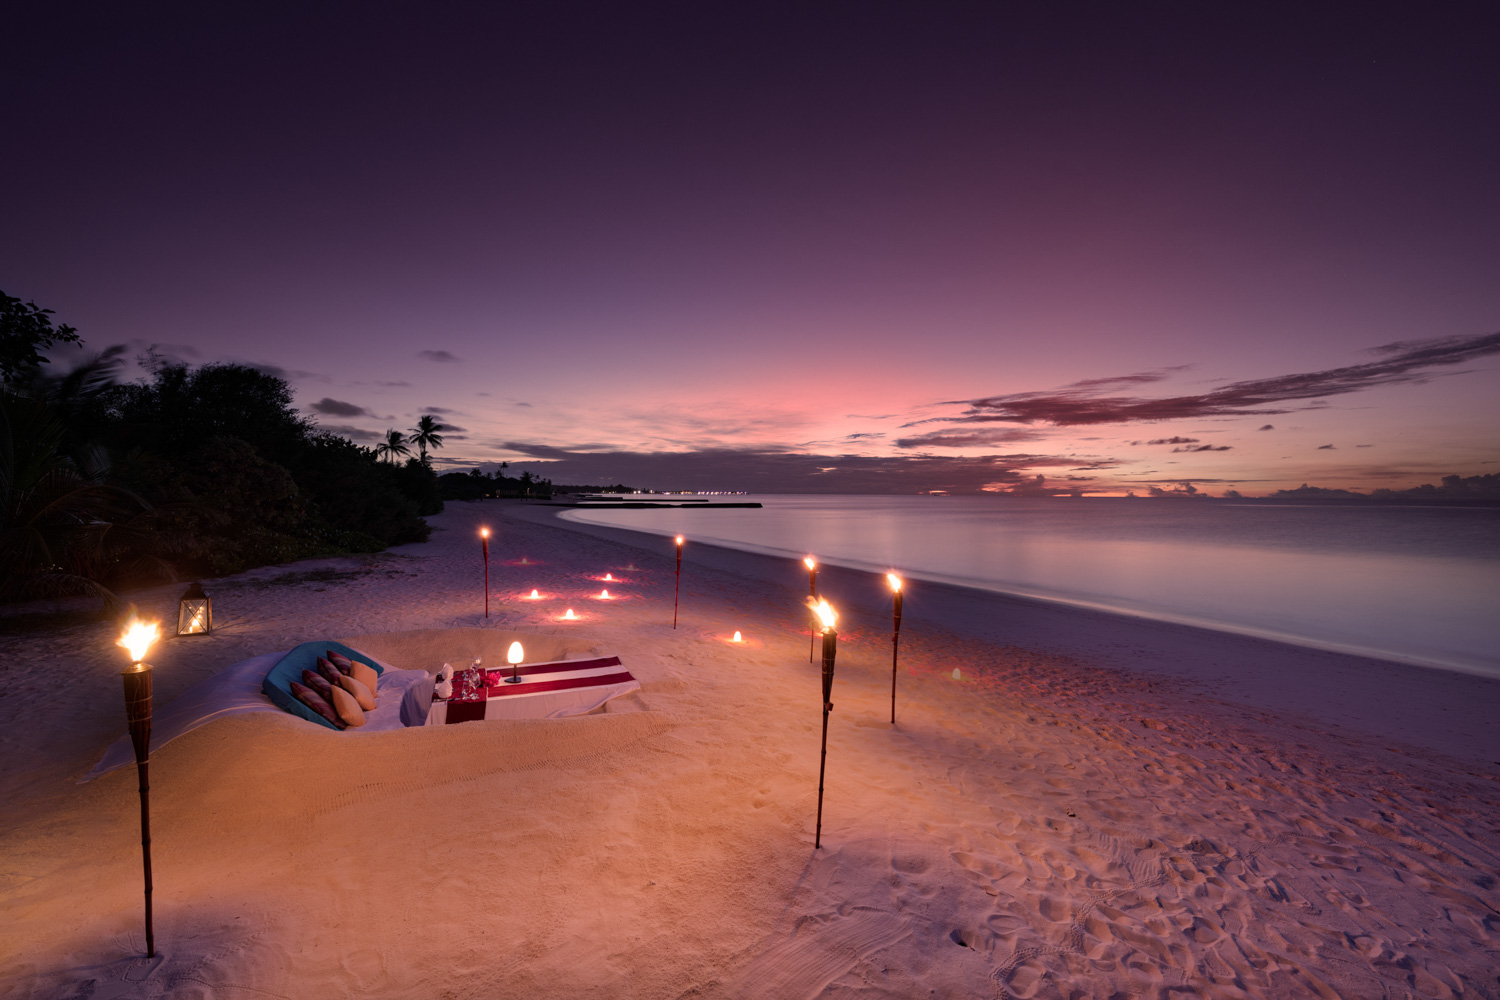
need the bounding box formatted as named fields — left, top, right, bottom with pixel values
left=0, top=291, right=443, bottom=610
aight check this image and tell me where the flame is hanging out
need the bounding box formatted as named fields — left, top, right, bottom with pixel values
left=116, top=614, right=161, bottom=663
left=563, top=608, right=577, bottom=620
left=807, top=597, right=837, bottom=630
left=480, top=527, right=490, bottom=538
left=887, top=573, right=903, bottom=592
left=598, top=589, right=612, bottom=599
left=507, top=641, right=524, bottom=665
left=603, top=572, right=613, bottom=581
left=675, top=535, right=684, bottom=546
left=731, top=631, right=743, bottom=642
left=526, top=589, right=540, bottom=599
left=519, top=557, right=529, bottom=564
left=803, top=556, right=816, bottom=571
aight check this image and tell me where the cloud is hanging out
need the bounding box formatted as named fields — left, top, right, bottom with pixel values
left=844, top=432, right=885, bottom=441
left=893, top=428, right=1044, bottom=449
left=514, top=401, right=532, bottom=407
left=242, top=360, right=324, bottom=381
left=1147, top=436, right=1198, bottom=445
left=421, top=406, right=459, bottom=414
left=494, top=443, right=1120, bottom=493
left=310, top=397, right=373, bottom=417
left=931, top=331, right=1500, bottom=426
left=1171, top=444, right=1231, bottom=452
left=417, top=350, right=460, bottom=362
left=316, top=424, right=381, bottom=443
left=1318, top=444, right=1336, bottom=449
left=1258, top=424, right=1275, bottom=431
left=375, top=380, right=412, bottom=388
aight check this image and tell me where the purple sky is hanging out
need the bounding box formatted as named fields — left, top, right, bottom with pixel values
left=5, top=4, right=1497, bottom=494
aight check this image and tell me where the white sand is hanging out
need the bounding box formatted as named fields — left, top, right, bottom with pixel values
left=2, top=500, right=1497, bottom=999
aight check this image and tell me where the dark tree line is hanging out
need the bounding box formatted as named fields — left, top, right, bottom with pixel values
left=1, top=292, right=440, bottom=608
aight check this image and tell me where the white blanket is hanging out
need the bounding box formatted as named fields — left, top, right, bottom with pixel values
left=84, top=651, right=429, bottom=781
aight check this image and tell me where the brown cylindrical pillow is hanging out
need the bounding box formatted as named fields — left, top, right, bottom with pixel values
left=291, top=680, right=346, bottom=730
left=316, top=656, right=343, bottom=686
left=326, top=650, right=355, bottom=674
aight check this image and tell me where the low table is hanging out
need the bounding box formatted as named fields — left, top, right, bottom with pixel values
left=427, top=656, right=640, bottom=723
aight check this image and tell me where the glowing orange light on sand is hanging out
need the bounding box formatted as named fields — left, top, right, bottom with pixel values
left=524, top=589, right=541, bottom=600
left=731, top=631, right=743, bottom=643
left=807, top=597, right=837, bottom=630
left=562, top=608, right=578, bottom=620
left=603, top=572, right=614, bottom=582
left=117, top=614, right=161, bottom=663
left=597, top=589, right=613, bottom=600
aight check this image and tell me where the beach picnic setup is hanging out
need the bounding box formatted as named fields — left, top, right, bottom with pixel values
left=2, top=499, right=1495, bottom=1000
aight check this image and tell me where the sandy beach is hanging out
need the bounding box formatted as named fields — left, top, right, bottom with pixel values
left=2, top=500, right=1498, bottom=999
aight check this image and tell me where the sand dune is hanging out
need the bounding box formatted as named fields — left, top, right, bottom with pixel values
left=1, top=500, right=1497, bottom=998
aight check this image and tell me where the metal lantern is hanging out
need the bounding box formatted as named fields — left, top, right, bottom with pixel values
left=175, top=582, right=212, bottom=637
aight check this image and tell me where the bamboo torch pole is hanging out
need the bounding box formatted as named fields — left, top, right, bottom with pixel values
left=673, top=536, right=684, bottom=628
left=888, top=573, right=903, bottom=724
left=804, top=556, right=818, bottom=662
left=117, top=616, right=161, bottom=958
left=480, top=527, right=490, bottom=618
left=810, top=598, right=838, bottom=848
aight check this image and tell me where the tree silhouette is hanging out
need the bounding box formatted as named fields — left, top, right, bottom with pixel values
left=409, top=414, right=445, bottom=463
left=1, top=291, right=81, bottom=383
left=376, top=429, right=412, bottom=464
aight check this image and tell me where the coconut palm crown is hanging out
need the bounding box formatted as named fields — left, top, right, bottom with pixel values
left=409, top=414, right=446, bottom=463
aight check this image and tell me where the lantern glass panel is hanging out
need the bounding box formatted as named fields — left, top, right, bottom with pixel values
left=176, top=584, right=212, bottom=636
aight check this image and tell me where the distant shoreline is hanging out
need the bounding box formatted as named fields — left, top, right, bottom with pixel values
left=506, top=500, right=1500, bottom=765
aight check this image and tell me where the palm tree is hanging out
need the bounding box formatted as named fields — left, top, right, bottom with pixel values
left=376, top=429, right=411, bottom=464
left=409, top=414, right=446, bottom=463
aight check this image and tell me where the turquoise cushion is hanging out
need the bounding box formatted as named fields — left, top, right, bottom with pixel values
left=261, top=641, right=386, bottom=731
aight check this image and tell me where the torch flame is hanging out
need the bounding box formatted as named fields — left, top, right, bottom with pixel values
left=807, top=597, right=837, bottom=630
left=116, top=614, right=161, bottom=663
left=675, top=535, right=684, bottom=546
left=480, top=527, right=490, bottom=538
left=887, top=573, right=902, bottom=592
left=603, top=572, right=613, bottom=581
left=803, top=556, right=816, bottom=571
left=507, top=641, right=524, bottom=665
left=527, top=589, right=540, bottom=599
left=599, top=589, right=611, bottom=599
left=563, top=608, right=577, bottom=620
left=731, top=630, right=743, bottom=642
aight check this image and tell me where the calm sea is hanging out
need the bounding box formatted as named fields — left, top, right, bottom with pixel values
left=562, top=495, right=1500, bottom=678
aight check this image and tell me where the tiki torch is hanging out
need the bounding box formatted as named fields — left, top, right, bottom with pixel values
left=116, top=613, right=162, bottom=958
left=804, top=556, right=818, bottom=662
left=673, top=535, right=684, bottom=629
left=887, top=573, right=903, bottom=724
left=480, top=527, right=491, bottom=619
left=505, top=640, right=524, bottom=684
left=809, top=597, right=838, bottom=848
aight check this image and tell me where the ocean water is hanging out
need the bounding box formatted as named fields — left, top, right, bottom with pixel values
left=561, top=495, right=1500, bottom=677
